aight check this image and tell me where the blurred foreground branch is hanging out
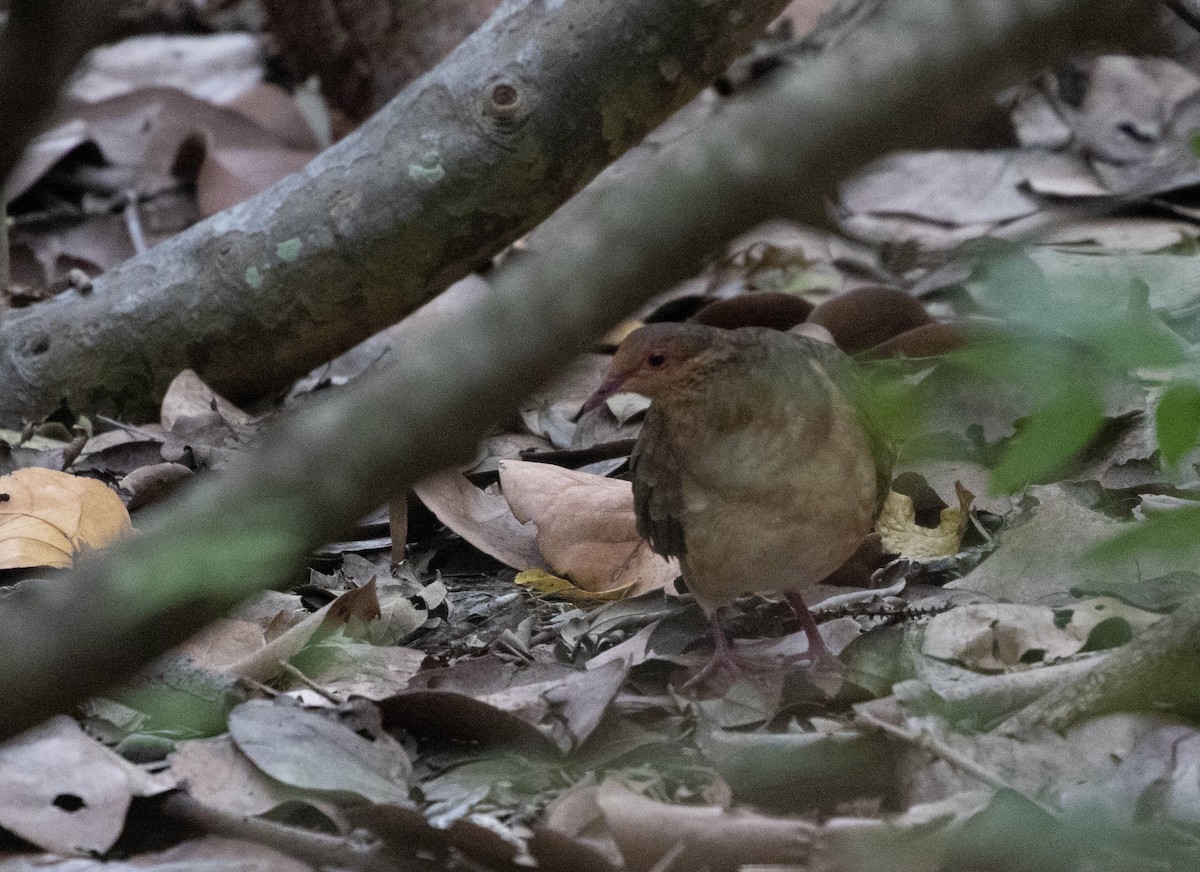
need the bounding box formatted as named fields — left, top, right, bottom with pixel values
left=0, top=0, right=1151, bottom=741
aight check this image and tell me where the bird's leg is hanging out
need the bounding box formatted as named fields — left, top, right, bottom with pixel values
left=784, top=591, right=841, bottom=670
left=682, top=606, right=753, bottom=690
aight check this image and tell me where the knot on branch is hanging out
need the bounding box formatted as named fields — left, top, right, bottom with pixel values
left=479, top=73, right=531, bottom=139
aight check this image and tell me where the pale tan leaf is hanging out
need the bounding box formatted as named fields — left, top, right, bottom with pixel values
left=161, top=369, right=253, bottom=429
left=922, top=598, right=1161, bottom=671
left=499, top=460, right=678, bottom=595
left=413, top=471, right=549, bottom=571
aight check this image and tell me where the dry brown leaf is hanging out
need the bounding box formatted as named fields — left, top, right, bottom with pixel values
left=601, top=319, right=643, bottom=347
left=115, top=836, right=313, bottom=872
left=197, top=140, right=315, bottom=217
left=0, top=716, right=136, bottom=855
left=169, top=735, right=298, bottom=817
left=120, top=461, right=193, bottom=511
left=499, top=460, right=678, bottom=595
left=0, top=468, right=131, bottom=569
left=227, top=578, right=381, bottom=683
left=922, top=598, right=1161, bottom=671
left=176, top=618, right=267, bottom=671
left=413, top=471, right=549, bottom=571
left=161, top=369, right=253, bottom=430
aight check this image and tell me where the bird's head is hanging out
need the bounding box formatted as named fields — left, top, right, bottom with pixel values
left=583, top=323, right=729, bottom=413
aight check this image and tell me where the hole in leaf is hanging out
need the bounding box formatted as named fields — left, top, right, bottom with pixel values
left=53, top=794, right=85, bottom=812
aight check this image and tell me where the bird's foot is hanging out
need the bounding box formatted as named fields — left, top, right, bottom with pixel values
left=677, top=608, right=774, bottom=693
left=680, top=645, right=762, bottom=692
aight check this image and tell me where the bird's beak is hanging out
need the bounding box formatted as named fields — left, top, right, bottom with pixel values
left=582, top=373, right=628, bottom=414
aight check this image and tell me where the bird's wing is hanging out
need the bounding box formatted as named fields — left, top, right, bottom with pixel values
left=630, top=409, right=688, bottom=559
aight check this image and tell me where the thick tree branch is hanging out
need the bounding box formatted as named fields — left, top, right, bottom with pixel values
left=0, top=0, right=787, bottom=424
left=0, top=0, right=1151, bottom=741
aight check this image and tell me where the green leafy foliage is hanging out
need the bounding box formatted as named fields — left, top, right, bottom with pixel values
left=991, top=390, right=1104, bottom=493
left=861, top=244, right=1188, bottom=495
left=1089, top=504, right=1200, bottom=565
left=1155, top=381, right=1200, bottom=467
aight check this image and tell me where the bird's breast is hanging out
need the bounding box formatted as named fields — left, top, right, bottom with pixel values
left=672, top=396, right=878, bottom=609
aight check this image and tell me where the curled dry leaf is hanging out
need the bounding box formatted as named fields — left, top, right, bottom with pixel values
left=807, top=285, right=932, bottom=355
left=120, top=461, right=193, bottom=511
left=499, top=460, right=679, bottom=596
left=876, top=490, right=964, bottom=560
left=226, top=577, right=381, bottom=683
left=161, top=369, right=254, bottom=430
left=413, top=471, right=549, bottom=572
left=0, top=468, right=131, bottom=569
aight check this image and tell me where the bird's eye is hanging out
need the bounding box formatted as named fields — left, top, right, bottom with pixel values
left=647, top=351, right=667, bottom=367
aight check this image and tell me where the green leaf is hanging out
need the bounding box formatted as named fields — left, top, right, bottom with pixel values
left=990, top=390, right=1104, bottom=494
left=966, top=243, right=1053, bottom=324
left=1156, top=381, right=1200, bottom=467
left=1088, top=504, right=1200, bottom=565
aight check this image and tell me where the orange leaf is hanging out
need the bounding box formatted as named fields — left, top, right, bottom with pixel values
left=0, top=468, right=131, bottom=569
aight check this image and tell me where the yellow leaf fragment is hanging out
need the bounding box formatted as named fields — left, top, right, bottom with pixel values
left=875, top=490, right=962, bottom=560
left=0, top=468, right=131, bottom=569
left=514, top=569, right=632, bottom=603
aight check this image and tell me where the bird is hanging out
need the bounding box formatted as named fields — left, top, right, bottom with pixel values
left=583, top=323, right=889, bottom=685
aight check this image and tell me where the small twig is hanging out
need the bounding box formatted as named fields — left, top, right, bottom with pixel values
left=278, top=661, right=344, bottom=704
left=812, top=579, right=907, bottom=611
left=237, top=676, right=280, bottom=698
left=123, top=191, right=148, bottom=256
left=161, top=793, right=420, bottom=872
left=60, top=426, right=87, bottom=470
left=389, top=495, right=408, bottom=569
left=855, top=706, right=1059, bottom=817
left=817, top=602, right=952, bottom=622
left=647, top=841, right=689, bottom=872
left=95, top=415, right=162, bottom=440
